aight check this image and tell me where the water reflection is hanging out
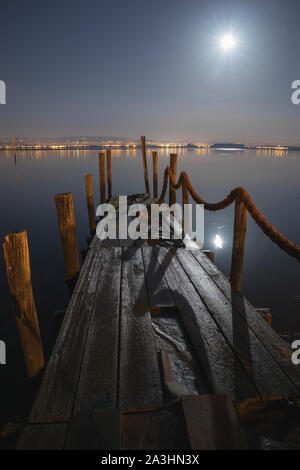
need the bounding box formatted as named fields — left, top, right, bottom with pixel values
left=214, top=234, right=224, bottom=249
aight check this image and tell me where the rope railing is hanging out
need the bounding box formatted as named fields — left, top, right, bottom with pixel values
left=157, top=164, right=300, bottom=291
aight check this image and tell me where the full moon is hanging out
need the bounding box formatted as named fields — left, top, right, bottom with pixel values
left=220, top=34, right=236, bottom=51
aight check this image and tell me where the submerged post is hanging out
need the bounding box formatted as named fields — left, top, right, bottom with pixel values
left=54, top=192, right=80, bottom=281
left=141, top=136, right=150, bottom=194
left=106, top=149, right=112, bottom=200
left=169, top=153, right=178, bottom=206
left=152, top=151, right=158, bottom=198
left=230, top=198, right=248, bottom=292
left=85, top=174, right=96, bottom=234
left=99, top=152, right=106, bottom=204
left=3, top=230, right=45, bottom=378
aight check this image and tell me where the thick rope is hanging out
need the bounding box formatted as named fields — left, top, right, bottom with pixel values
left=158, top=166, right=300, bottom=262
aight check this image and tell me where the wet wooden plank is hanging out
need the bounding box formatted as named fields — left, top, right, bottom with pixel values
left=142, top=245, right=174, bottom=307
left=27, top=249, right=103, bottom=423
left=176, top=249, right=297, bottom=396
left=119, top=247, right=163, bottom=409
left=190, top=249, right=300, bottom=392
left=72, top=247, right=121, bottom=415
left=154, top=247, right=258, bottom=400
left=17, top=424, right=67, bottom=450
left=182, top=395, right=248, bottom=450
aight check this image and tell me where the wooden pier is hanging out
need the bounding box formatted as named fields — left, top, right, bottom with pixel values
left=3, top=141, right=299, bottom=449
left=17, top=197, right=300, bottom=450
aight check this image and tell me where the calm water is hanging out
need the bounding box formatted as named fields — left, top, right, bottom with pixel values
left=0, top=147, right=299, bottom=428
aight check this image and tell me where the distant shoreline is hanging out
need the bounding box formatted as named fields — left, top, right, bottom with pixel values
left=0, top=144, right=299, bottom=152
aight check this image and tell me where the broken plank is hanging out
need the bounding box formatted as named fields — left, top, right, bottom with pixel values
left=142, top=245, right=174, bottom=308
left=154, top=247, right=258, bottom=400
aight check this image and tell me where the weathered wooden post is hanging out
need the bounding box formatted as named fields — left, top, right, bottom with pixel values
left=141, top=136, right=150, bottom=195
left=54, top=192, right=80, bottom=281
left=99, top=152, right=106, bottom=204
left=182, top=177, right=189, bottom=234
left=152, top=151, right=158, bottom=199
left=230, top=198, right=247, bottom=292
left=106, top=149, right=112, bottom=200
left=3, top=230, right=45, bottom=378
left=85, top=174, right=96, bottom=234
left=169, top=153, right=178, bottom=206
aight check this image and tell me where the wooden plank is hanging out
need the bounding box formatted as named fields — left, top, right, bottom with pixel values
left=154, top=247, right=258, bottom=400
left=64, top=411, right=121, bottom=450
left=176, top=249, right=297, bottom=396
left=182, top=395, right=248, bottom=450
left=142, top=245, right=174, bottom=307
left=121, top=408, right=189, bottom=450
left=27, top=251, right=103, bottom=423
left=119, top=247, right=163, bottom=409
left=72, top=247, right=121, bottom=414
left=190, top=249, right=300, bottom=392
left=153, top=312, right=211, bottom=396
left=17, top=424, right=67, bottom=450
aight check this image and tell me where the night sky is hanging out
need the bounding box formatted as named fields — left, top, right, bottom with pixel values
left=1, top=0, right=300, bottom=144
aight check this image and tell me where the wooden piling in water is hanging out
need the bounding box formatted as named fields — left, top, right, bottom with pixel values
left=99, top=152, right=106, bottom=204
left=230, top=198, right=247, bottom=292
left=152, top=151, right=158, bottom=199
left=85, top=174, right=96, bottom=235
left=3, top=230, right=44, bottom=378
left=106, top=149, right=112, bottom=200
left=141, top=136, right=150, bottom=195
left=54, top=192, right=80, bottom=281
left=182, top=178, right=189, bottom=233
left=169, top=153, right=178, bottom=206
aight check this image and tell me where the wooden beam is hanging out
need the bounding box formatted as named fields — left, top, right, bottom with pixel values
left=3, top=230, right=44, bottom=378
left=54, top=192, right=80, bottom=281
left=85, top=174, right=96, bottom=235
left=99, top=152, right=106, bottom=204
left=230, top=198, right=247, bottom=292
left=141, top=136, right=150, bottom=194
left=169, top=153, right=178, bottom=206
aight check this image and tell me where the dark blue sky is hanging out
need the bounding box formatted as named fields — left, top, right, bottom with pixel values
left=1, top=0, right=300, bottom=144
